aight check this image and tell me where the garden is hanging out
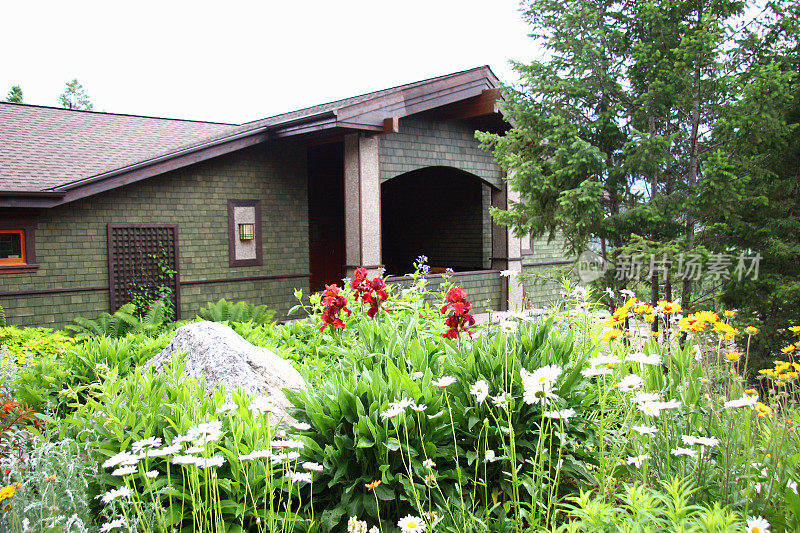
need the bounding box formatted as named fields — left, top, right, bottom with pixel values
left=1, top=262, right=797, bottom=532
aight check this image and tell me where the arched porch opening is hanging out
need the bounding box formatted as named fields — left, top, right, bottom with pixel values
left=381, top=166, right=493, bottom=277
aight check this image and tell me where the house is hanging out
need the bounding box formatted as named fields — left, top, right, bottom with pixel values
left=0, top=66, right=568, bottom=328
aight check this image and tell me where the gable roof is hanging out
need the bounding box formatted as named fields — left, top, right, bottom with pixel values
left=0, top=66, right=503, bottom=208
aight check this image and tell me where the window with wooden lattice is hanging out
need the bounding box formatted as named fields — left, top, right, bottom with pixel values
left=107, top=224, right=181, bottom=318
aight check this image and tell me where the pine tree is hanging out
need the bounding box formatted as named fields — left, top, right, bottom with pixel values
left=5, top=85, right=23, bottom=103
left=58, top=78, right=93, bottom=110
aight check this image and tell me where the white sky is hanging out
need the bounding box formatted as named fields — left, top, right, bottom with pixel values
left=0, top=0, right=541, bottom=124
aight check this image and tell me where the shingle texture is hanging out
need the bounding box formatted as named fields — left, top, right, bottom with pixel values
left=0, top=104, right=234, bottom=192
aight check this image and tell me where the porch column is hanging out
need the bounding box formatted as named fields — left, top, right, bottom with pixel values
left=344, top=133, right=382, bottom=276
left=491, top=185, right=509, bottom=311
left=491, top=178, right=524, bottom=311
left=506, top=180, right=524, bottom=311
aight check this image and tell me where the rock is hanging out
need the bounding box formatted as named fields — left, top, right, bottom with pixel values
left=144, top=321, right=306, bottom=423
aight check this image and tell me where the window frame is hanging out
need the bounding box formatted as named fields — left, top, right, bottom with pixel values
left=0, top=216, right=38, bottom=273
left=0, top=229, right=26, bottom=265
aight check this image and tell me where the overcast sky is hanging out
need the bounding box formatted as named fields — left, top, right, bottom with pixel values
left=1, top=0, right=541, bottom=124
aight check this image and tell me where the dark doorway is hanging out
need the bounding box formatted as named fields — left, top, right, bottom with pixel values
left=381, top=166, right=488, bottom=277
left=308, top=142, right=345, bottom=292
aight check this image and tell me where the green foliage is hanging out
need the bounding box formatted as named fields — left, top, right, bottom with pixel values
left=64, top=302, right=168, bottom=341
left=4, top=85, right=23, bottom=103
left=61, top=360, right=313, bottom=532
left=0, top=436, right=99, bottom=532
left=556, top=478, right=743, bottom=532
left=58, top=78, right=93, bottom=110
left=0, top=325, right=75, bottom=367
left=198, top=298, right=276, bottom=326
left=286, top=308, right=599, bottom=531
left=0, top=304, right=6, bottom=327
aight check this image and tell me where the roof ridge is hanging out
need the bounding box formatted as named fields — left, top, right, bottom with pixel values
left=0, top=101, right=237, bottom=126
left=240, top=65, right=493, bottom=126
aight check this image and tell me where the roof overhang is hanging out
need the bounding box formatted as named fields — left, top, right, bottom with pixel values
left=1, top=66, right=506, bottom=209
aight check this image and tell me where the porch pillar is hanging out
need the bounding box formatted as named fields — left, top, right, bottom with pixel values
left=506, top=180, right=524, bottom=311
left=491, top=177, right=524, bottom=311
left=491, top=185, right=509, bottom=311
left=344, top=133, right=382, bottom=276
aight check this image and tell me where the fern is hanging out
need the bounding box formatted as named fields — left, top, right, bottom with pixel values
left=65, top=303, right=168, bottom=340
left=198, top=299, right=276, bottom=325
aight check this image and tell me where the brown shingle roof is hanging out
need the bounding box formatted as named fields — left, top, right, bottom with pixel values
left=0, top=66, right=500, bottom=197
left=0, top=104, right=235, bottom=191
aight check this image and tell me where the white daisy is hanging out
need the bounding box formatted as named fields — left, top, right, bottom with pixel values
left=631, top=425, right=658, bottom=435
left=746, top=515, right=770, bottom=533
left=398, top=515, right=426, bottom=532
left=216, top=402, right=237, bottom=414
left=670, top=447, right=698, bottom=458
left=588, top=354, right=621, bottom=367
left=291, top=422, right=312, bottom=431
left=626, top=454, right=649, bottom=468
left=131, top=436, right=162, bottom=454
left=186, top=420, right=223, bottom=445
left=303, top=462, right=323, bottom=472
left=632, top=392, right=660, bottom=404
left=581, top=367, right=613, bottom=377
left=431, top=376, right=457, bottom=388
left=470, top=380, right=490, bottom=404
left=102, top=451, right=140, bottom=469
left=145, top=470, right=159, bottom=479
left=100, top=486, right=132, bottom=503
left=485, top=449, right=496, bottom=462
left=100, top=519, right=126, bottom=532
left=616, top=374, right=644, bottom=391
left=724, top=394, right=759, bottom=409
left=196, top=456, right=226, bottom=469
left=626, top=352, right=662, bottom=365
left=286, top=471, right=313, bottom=484
left=271, top=439, right=304, bottom=449
left=111, top=465, right=136, bottom=477
left=543, top=408, right=576, bottom=420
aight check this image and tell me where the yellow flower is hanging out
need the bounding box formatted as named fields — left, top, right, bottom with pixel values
left=651, top=331, right=659, bottom=337
left=788, top=326, right=800, bottom=334
left=634, top=304, right=654, bottom=314
left=700, top=378, right=710, bottom=384
left=746, top=326, right=759, bottom=335
left=0, top=483, right=21, bottom=504
left=781, top=344, right=796, bottom=354
left=657, top=300, right=682, bottom=314
left=724, top=310, right=736, bottom=318
left=775, top=381, right=786, bottom=387
left=601, top=328, right=623, bottom=343
left=755, top=402, right=773, bottom=417
left=787, top=372, right=799, bottom=379
left=644, top=314, right=656, bottom=324
left=713, top=322, right=738, bottom=340
left=364, top=480, right=382, bottom=490
left=745, top=388, right=757, bottom=395
left=725, top=352, right=741, bottom=362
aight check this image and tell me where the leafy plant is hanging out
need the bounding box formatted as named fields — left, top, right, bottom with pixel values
left=64, top=302, right=168, bottom=341
left=0, top=326, right=75, bottom=367
left=198, top=299, right=276, bottom=326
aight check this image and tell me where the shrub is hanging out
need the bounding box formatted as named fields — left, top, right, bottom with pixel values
left=0, top=326, right=76, bottom=367
left=64, top=302, right=168, bottom=341
left=198, top=299, right=276, bottom=325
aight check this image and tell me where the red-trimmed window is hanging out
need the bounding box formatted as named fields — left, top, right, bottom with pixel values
left=0, top=230, right=26, bottom=265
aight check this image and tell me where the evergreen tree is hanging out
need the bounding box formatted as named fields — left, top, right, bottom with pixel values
left=5, top=85, right=23, bottom=103
left=58, top=78, right=93, bottom=110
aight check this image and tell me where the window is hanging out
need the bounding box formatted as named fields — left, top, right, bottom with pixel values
left=0, top=230, right=25, bottom=264
left=0, top=217, right=37, bottom=273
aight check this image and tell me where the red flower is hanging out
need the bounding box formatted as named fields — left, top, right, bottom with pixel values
left=1, top=401, right=18, bottom=413
left=350, top=267, right=387, bottom=318
left=319, top=284, right=352, bottom=332
left=441, top=286, right=475, bottom=339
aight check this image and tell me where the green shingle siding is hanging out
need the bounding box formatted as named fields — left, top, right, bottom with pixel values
left=0, top=142, right=309, bottom=328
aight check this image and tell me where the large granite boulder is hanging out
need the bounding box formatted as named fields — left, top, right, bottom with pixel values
left=144, top=321, right=306, bottom=423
